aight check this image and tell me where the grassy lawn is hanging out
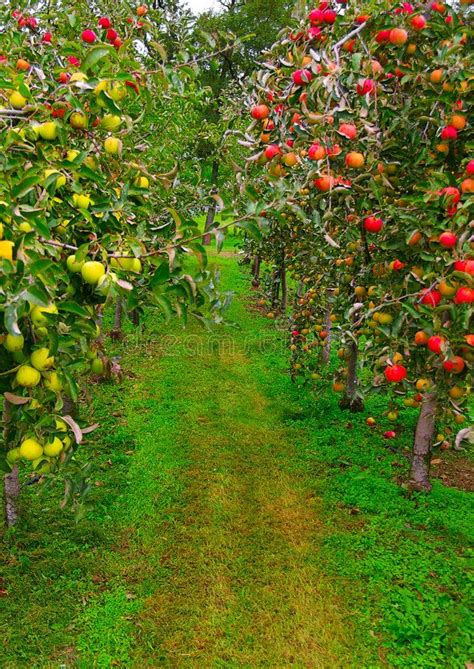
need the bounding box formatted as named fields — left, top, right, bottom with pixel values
left=0, top=250, right=472, bottom=668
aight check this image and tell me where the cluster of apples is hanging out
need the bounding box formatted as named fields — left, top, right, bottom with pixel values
left=246, top=0, right=472, bottom=442
left=0, top=7, right=155, bottom=475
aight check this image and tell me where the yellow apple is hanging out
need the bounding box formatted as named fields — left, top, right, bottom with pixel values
left=104, top=136, right=122, bottom=155
left=16, top=365, right=41, bottom=387
left=44, top=437, right=63, bottom=457
left=4, top=333, right=24, bottom=352
left=72, top=193, right=92, bottom=209
left=0, top=240, right=14, bottom=260
left=30, top=347, right=54, bottom=371
left=20, top=438, right=43, bottom=461
left=38, top=121, right=58, bottom=140
left=43, top=371, right=63, bottom=392
left=135, top=176, right=149, bottom=188
left=70, top=111, right=88, bottom=129
left=9, top=91, right=27, bottom=109
left=44, top=169, right=67, bottom=188
left=81, top=260, right=106, bottom=284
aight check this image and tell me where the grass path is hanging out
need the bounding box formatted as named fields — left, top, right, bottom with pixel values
left=77, top=254, right=371, bottom=667
left=1, top=250, right=472, bottom=668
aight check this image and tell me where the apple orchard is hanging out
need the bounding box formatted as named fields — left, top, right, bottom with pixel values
left=246, top=0, right=472, bottom=489
left=0, top=0, right=472, bottom=523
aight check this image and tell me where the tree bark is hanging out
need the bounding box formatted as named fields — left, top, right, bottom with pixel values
left=339, top=341, right=364, bottom=412
left=251, top=256, right=261, bottom=287
left=131, top=309, right=140, bottom=327
left=3, top=398, right=20, bottom=527
left=4, top=466, right=20, bottom=528
left=203, top=159, right=219, bottom=246
left=322, top=292, right=333, bottom=365
left=111, top=298, right=123, bottom=340
left=410, top=392, right=437, bottom=492
left=271, top=271, right=280, bottom=309
left=280, top=259, right=288, bottom=312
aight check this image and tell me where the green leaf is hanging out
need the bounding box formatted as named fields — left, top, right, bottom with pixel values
left=151, top=261, right=170, bottom=286
left=82, top=46, right=114, bottom=72
left=58, top=302, right=91, bottom=317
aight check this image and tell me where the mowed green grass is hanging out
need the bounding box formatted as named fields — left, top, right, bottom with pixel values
left=1, top=244, right=472, bottom=668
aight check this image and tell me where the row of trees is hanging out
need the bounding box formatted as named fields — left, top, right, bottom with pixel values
left=244, top=0, right=473, bottom=490
left=0, top=0, right=259, bottom=523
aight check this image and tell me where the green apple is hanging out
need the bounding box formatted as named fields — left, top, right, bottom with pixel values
left=30, top=304, right=58, bottom=327
left=101, top=114, right=122, bottom=131
left=91, top=357, right=104, bottom=374
left=44, top=437, right=63, bottom=457
left=67, top=254, right=84, bottom=272
left=6, top=448, right=21, bottom=465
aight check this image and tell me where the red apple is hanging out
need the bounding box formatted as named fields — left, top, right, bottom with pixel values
left=98, top=17, right=112, bottom=28
left=364, top=216, right=383, bottom=233
left=443, top=356, right=465, bottom=373
left=427, top=335, right=446, bottom=354
left=309, top=9, right=324, bottom=24
left=440, top=125, right=458, bottom=141
left=264, top=144, right=282, bottom=160
left=439, top=231, right=457, bottom=247
left=389, top=28, right=408, bottom=45
left=384, top=365, right=408, bottom=383
left=338, top=123, right=357, bottom=139
left=292, top=69, right=313, bottom=86
left=81, top=29, right=97, bottom=44
left=454, top=287, right=474, bottom=304
left=251, top=105, right=270, bottom=120
left=411, top=15, right=427, bottom=30
left=420, top=288, right=442, bottom=307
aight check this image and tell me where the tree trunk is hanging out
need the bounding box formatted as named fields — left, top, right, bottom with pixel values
left=111, top=298, right=123, bottom=340
left=339, top=341, right=364, bottom=412
left=131, top=309, right=140, bottom=327
left=203, top=159, right=219, bottom=246
left=271, top=271, right=280, bottom=309
left=2, top=398, right=20, bottom=527
left=322, top=292, right=333, bottom=365
left=62, top=395, right=77, bottom=419
left=4, top=466, right=20, bottom=528
left=280, top=259, right=288, bottom=312
left=251, top=256, right=261, bottom=287
left=297, top=281, right=305, bottom=299
left=410, top=392, right=437, bottom=492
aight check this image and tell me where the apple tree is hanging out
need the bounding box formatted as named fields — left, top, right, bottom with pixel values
left=0, top=2, right=246, bottom=523
left=244, top=0, right=473, bottom=489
